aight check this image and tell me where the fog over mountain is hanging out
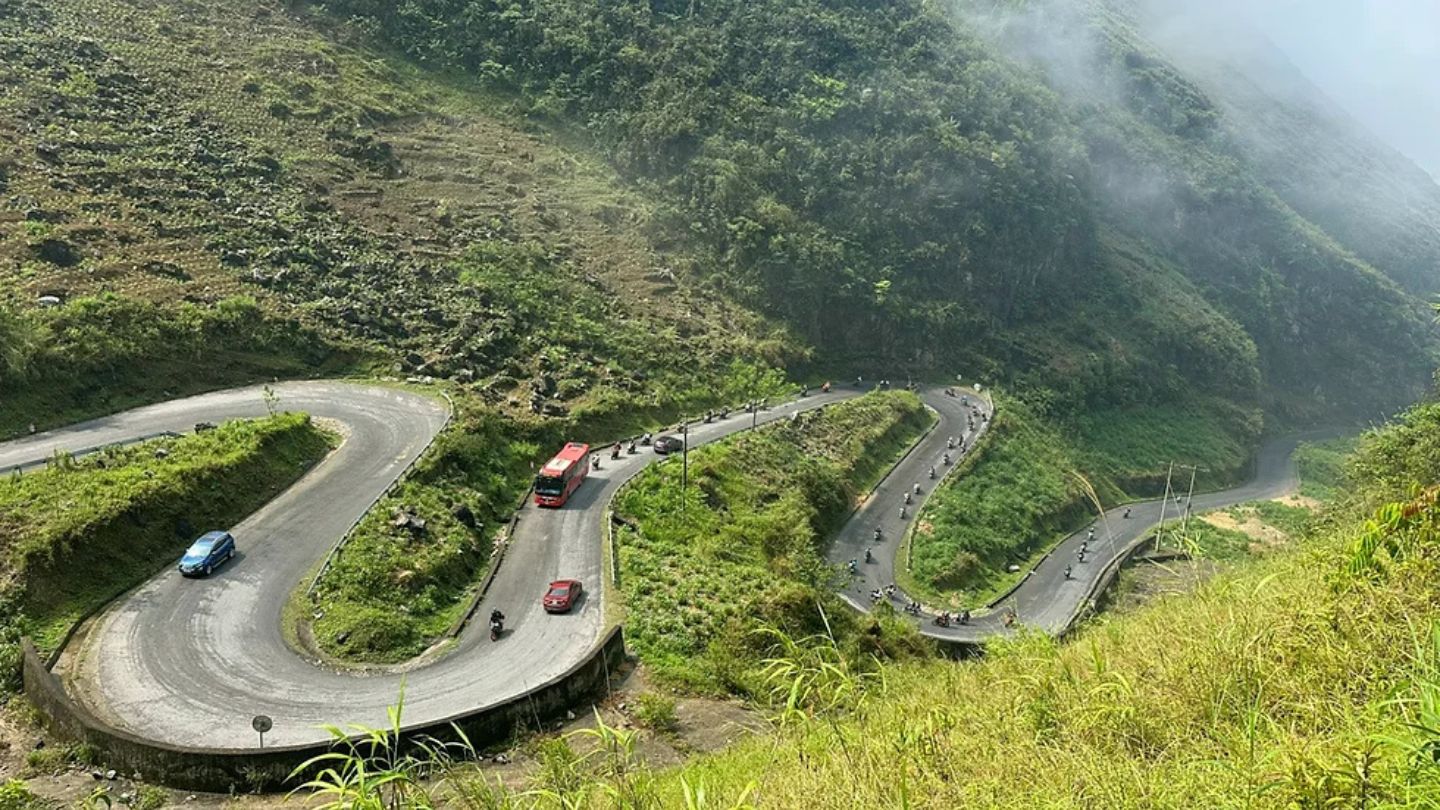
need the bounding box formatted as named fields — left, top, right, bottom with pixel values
left=1186, top=0, right=1440, bottom=181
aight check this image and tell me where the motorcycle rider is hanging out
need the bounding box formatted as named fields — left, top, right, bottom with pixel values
left=865, top=548, right=874, bottom=563
left=489, top=609, right=505, bottom=640
left=873, top=526, right=883, bottom=542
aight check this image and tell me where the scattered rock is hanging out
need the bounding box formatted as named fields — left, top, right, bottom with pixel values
left=106, top=769, right=117, bottom=780
left=451, top=503, right=476, bottom=529
left=32, top=238, right=82, bottom=267
left=391, top=510, right=426, bottom=535
left=36, top=294, right=62, bottom=307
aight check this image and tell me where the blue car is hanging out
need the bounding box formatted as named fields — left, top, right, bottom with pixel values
left=179, top=531, right=236, bottom=577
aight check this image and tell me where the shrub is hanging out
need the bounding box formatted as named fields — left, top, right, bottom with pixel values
left=633, top=693, right=679, bottom=732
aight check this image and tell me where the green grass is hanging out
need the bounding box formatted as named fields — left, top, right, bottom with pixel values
left=612, top=391, right=936, bottom=692
left=1295, top=435, right=1359, bottom=501
left=0, top=413, right=334, bottom=680
left=1068, top=396, right=1261, bottom=496
left=309, top=402, right=535, bottom=662
left=905, top=396, right=1088, bottom=606
left=0, top=296, right=354, bottom=439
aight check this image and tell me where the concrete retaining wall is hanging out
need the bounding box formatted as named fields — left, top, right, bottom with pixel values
left=23, top=627, right=626, bottom=792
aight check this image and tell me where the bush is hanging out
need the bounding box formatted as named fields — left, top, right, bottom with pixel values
left=0, top=781, right=45, bottom=810
left=633, top=693, right=679, bottom=732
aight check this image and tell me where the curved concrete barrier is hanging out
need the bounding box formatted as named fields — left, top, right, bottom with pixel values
left=24, top=629, right=626, bottom=792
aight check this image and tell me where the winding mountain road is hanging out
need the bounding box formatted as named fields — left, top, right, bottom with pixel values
left=6, top=381, right=857, bottom=748
left=3, top=379, right=1306, bottom=751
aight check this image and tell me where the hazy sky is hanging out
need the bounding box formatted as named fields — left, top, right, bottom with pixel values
left=1237, top=0, right=1440, bottom=179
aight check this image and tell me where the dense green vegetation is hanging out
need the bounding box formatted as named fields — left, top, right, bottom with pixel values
left=1295, top=436, right=1357, bottom=501
left=907, top=397, right=1085, bottom=604
left=0, top=414, right=333, bottom=682
left=612, top=391, right=935, bottom=691
left=309, top=403, right=534, bottom=661
left=311, top=0, right=1435, bottom=427
left=0, top=0, right=799, bottom=440
left=0, top=296, right=345, bottom=438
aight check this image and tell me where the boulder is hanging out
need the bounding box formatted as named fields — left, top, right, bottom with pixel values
left=32, top=239, right=82, bottom=267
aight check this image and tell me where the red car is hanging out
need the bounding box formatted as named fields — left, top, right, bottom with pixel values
left=543, top=579, right=583, bottom=613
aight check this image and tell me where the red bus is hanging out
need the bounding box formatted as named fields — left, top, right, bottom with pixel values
left=534, top=442, right=590, bottom=507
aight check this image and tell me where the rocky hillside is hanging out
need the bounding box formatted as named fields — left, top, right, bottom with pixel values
left=3, top=0, right=1437, bottom=440
left=0, top=0, right=793, bottom=434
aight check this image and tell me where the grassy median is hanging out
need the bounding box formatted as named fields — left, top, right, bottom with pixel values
left=0, top=413, right=334, bottom=684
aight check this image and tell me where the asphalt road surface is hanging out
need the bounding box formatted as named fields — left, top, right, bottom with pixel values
left=7, top=379, right=1306, bottom=748
left=11, top=381, right=858, bottom=748
left=835, top=404, right=1309, bottom=641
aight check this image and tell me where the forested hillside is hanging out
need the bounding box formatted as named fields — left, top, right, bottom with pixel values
left=0, top=0, right=794, bottom=435
left=1132, top=0, right=1440, bottom=298
left=314, top=0, right=1438, bottom=427
left=3, top=0, right=1438, bottom=440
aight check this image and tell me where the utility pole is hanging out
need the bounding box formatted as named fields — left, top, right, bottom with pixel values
left=1155, top=461, right=1174, bottom=552
left=680, top=423, right=689, bottom=513
left=1180, top=464, right=1198, bottom=536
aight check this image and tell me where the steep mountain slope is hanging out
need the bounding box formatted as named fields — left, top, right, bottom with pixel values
left=3, top=0, right=1436, bottom=440
left=0, top=0, right=792, bottom=434
left=1132, top=0, right=1440, bottom=298
left=958, top=0, right=1438, bottom=420
left=304, top=0, right=1434, bottom=426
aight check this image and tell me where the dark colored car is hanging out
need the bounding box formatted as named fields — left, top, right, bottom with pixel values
left=543, top=579, right=583, bottom=613
left=653, top=435, right=685, bottom=455
left=179, top=531, right=236, bottom=577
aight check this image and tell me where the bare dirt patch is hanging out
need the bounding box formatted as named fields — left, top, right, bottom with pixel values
left=1202, top=509, right=1287, bottom=550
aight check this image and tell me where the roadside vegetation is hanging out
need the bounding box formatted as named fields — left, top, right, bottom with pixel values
left=0, top=296, right=347, bottom=439
left=906, top=391, right=1261, bottom=607
left=288, top=395, right=1440, bottom=808
left=0, top=414, right=333, bottom=686
left=612, top=391, right=936, bottom=692
left=308, top=361, right=793, bottom=663
left=308, top=403, right=535, bottom=661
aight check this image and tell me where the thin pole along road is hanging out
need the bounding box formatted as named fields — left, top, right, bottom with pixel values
left=0, top=380, right=1308, bottom=750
